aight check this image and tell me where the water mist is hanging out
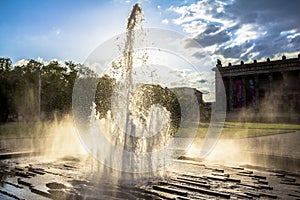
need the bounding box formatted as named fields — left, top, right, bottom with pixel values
left=71, top=2, right=224, bottom=185
left=72, top=3, right=176, bottom=184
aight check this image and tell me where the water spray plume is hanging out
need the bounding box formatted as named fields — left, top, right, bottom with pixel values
left=127, top=3, right=143, bottom=31
left=72, top=2, right=225, bottom=181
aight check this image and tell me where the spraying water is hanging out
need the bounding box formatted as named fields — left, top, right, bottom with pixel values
left=79, top=3, right=174, bottom=182
left=71, top=2, right=208, bottom=185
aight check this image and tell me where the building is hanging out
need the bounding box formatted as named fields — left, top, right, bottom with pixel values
left=213, top=55, right=300, bottom=123
left=173, top=87, right=203, bottom=104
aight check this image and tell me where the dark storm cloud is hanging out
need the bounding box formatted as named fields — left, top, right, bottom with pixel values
left=219, top=0, right=300, bottom=59
left=291, top=36, right=300, bottom=46
left=173, top=0, right=300, bottom=61
left=252, top=34, right=287, bottom=58
left=199, top=79, right=207, bottom=83
left=192, top=51, right=207, bottom=59
left=217, top=42, right=252, bottom=59
left=184, top=38, right=201, bottom=48
left=184, top=24, right=225, bottom=49
left=203, top=24, right=220, bottom=34
left=239, top=29, right=299, bottom=59
left=225, top=0, right=300, bottom=26
left=194, top=30, right=231, bottom=47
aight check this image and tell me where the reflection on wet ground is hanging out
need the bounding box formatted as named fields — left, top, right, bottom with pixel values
left=0, top=155, right=300, bottom=199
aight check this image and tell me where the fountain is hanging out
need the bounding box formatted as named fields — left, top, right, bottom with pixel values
left=1, top=3, right=298, bottom=200
left=71, top=3, right=178, bottom=183
left=72, top=1, right=223, bottom=185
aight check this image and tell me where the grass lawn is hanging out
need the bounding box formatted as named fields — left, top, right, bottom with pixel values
left=195, top=122, right=300, bottom=138
left=0, top=122, right=46, bottom=139
left=1, top=121, right=300, bottom=139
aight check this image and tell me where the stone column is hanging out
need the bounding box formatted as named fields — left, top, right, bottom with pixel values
left=215, top=70, right=223, bottom=112
left=229, top=77, right=234, bottom=111
left=268, top=73, right=273, bottom=113
left=242, top=76, right=246, bottom=107
left=268, top=73, right=273, bottom=93
left=281, top=72, right=288, bottom=109
left=255, top=75, right=259, bottom=111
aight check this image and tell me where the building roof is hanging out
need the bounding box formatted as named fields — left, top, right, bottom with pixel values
left=212, top=54, right=300, bottom=77
left=173, top=87, right=203, bottom=94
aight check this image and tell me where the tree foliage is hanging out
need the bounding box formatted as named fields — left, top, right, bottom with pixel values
left=0, top=58, right=13, bottom=122
left=95, top=74, right=116, bottom=119
left=0, top=57, right=205, bottom=126
left=0, top=58, right=83, bottom=122
left=132, top=84, right=181, bottom=135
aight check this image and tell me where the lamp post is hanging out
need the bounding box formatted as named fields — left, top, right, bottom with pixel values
left=38, top=70, right=41, bottom=121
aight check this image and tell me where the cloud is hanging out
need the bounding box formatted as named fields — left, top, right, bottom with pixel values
left=216, top=41, right=253, bottom=59
left=15, top=59, right=29, bottom=67
left=169, top=0, right=300, bottom=64
left=194, top=30, right=231, bottom=47
left=203, top=24, right=220, bottom=34
left=54, top=28, right=61, bottom=36
left=14, top=57, right=68, bottom=68
left=291, top=36, right=300, bottom=46
left=168, top=68, right=215, bottom=101
left=161, top=19, right=169, bottom=24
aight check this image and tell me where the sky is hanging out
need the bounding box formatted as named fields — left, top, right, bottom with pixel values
left=1, top=0, right=300, bottom=101
left=1, top=0, right=300, bottom=65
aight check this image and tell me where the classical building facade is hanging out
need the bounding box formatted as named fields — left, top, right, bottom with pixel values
left=213, top=55, right=300, bottom=123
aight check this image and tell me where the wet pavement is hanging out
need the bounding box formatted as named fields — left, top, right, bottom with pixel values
left=1, top=132, right=300, bottom=199
left=202, top=131, right=300, bottom=172
left=0, top=155, right=300, bottom=199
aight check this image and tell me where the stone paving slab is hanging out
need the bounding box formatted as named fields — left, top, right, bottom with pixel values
left=0, top=132, right=299, bottom=199
left=202, top=131, right=300, bottom=171
left=0, top=156, right=299, bottom=199
left=239, top=131, right=300, bottom=159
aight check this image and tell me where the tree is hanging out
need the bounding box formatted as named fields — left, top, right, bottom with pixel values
left=95, top=74, right=116, bottom=119
left=0, top=58, right=12, bottom=122
left=41, top=61, right=69, bottom=117
left=132, top=84, right=181, bottom=135
left=0, top=57, right=101, bottom=122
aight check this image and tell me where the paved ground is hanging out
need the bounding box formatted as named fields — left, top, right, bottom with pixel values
left=235, top=131, right=300, bottom=159
left=199, top=131, right=300, bottom=171
left=0, top=155, right=300, bottom=199
left=2, top=131, right=299, bottom=158
left=0, top=131, right=299, bottom=199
